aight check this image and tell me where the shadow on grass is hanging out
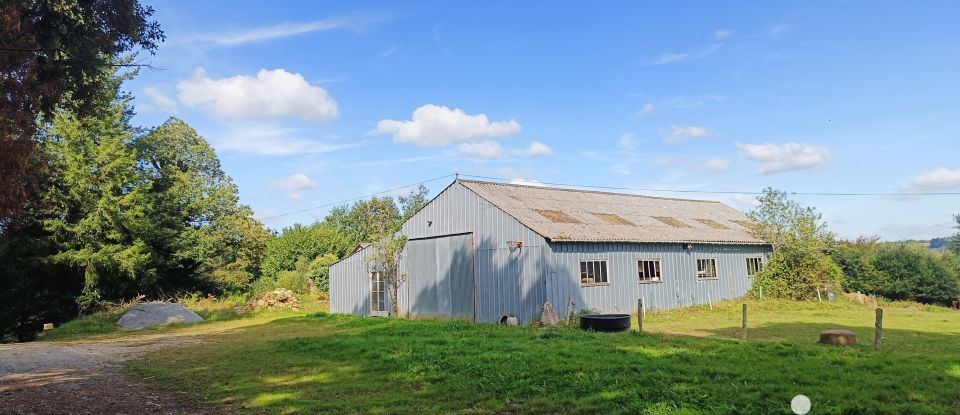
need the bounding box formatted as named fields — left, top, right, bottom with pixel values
left=128, top=313, right=960, bottom=415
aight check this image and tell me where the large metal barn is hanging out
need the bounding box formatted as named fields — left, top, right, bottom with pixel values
left=330, top=179, right=772, bottom=323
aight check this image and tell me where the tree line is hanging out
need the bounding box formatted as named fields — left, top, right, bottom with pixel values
left=748, top=189, right=960, bottom=306
left=0, top=69, right=428, bottom=342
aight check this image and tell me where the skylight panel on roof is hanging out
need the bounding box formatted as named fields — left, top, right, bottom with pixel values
left=695, top=218, right=730, bottom=229
left=731, top=219, right=756, bottom=229
left=652, top=216, right=691, bottom=228
left=533, top=209, right=583, bottom=224
left=591, top=212, right=634, bottom=225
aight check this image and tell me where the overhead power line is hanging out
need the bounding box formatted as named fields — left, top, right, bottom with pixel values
left=257, top=173, right=456, bottom=221
left=455, top=174, right=960, bottom=197
left=257, top=172, right=960, bottom=223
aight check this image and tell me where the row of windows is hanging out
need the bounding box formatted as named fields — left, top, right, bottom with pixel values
left=579, top=257, right=764, bottom=286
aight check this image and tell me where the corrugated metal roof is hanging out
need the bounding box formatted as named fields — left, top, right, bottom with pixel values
left=457, top=180, right=766, bottom=244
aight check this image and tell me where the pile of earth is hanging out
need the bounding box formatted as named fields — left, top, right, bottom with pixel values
left=236, top=288, right=301, bottom=314
left=117, top=303, right=204, bottom=330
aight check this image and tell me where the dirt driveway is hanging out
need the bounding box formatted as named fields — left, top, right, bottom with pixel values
left=0, top=335, right=228, bottom=415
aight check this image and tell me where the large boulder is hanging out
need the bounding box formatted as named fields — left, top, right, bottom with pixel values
left=117, top=303, right=203, bottom=330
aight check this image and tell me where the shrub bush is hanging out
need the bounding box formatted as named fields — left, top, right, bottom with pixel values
left=832, top=242, right=960, bottom=306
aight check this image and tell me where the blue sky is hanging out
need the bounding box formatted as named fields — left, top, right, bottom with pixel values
left=127, top=1, right=960, bottom=240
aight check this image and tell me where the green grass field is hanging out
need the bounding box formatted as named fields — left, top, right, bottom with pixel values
left=125, top=299, right=960, bottom=414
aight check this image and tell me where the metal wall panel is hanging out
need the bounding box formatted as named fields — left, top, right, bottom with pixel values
left=543, top=242, right=772, bottom=317
left=329, top=246, right=383, bottom=316
left=405, top=234, right=474, bottom=320
left=334, top=181, right=773, bottom=324
left=397, top=182, right=549, bottom=323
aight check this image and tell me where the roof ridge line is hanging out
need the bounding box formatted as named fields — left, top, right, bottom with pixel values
left=457, top=178, right=725, bottom=204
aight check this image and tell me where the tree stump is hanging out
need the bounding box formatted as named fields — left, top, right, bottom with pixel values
left=819, top=329, right=858, bottom=346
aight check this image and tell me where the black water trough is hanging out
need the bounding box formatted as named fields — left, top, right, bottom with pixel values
left=579, top=314, right=631, bottom=332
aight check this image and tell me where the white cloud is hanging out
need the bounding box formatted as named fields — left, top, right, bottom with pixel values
left=619, top=133, right=635, bottom=151
left=654, top=156, right=729, bottom=172
left=457, top=140, right=550, bottom=159
left=177, top=68, right=338, bottom=122
left=703, top=158, right=731, bottom=172
left=141, top=87, right=178, bottom=113
left=904, top=167, right=960, bottom=192
left=214, top=124, right=354, bottom=156
left=190, top=17, right=376, bottom=46
left=456, top=140, right=504, bottom=159
left=655, top=53, right=688, bottom=64
left=253, top=208, right=279, bottom=221
left=712, top=29, right=733, bottom=39
left=524, top=141, right=553, bottom=156
left=728, top=194, right=761, bottom=210
left=636, top=103, right=656, bottom=116
left=269, top=173, right=317, bottom=191
left=375, top=104, right=521, bottom=146
left=510, top=178, right=545, bottom=186
left=663, top=94, right=726, bottom=110
left=738, top=142, right=831, bottom=174
left=662, top=125, right=710, bottom=143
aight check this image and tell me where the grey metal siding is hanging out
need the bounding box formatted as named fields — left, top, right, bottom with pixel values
left=329, top=247, right=378, bottom=316
left=404, top=234, right=474, bottom=320
left=544, top=242, right=772, bottom=316
left=333, top=180, right=772, bottom=324
left=398, top=183, right=548, bottom=323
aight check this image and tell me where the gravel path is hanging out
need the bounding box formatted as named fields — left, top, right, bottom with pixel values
left=0, top=335, right=228, bottom=415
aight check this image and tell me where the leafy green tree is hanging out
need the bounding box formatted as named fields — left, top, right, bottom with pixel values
left=260, top=223, right=351, bottom=281
left=262, top=253, right=340, bottom=295
left=951, top=214, right=960, bottom=255
left=40, top=85, right=155, bottom=311
left=324, top=197, right=401, bottom=246
left=136, top=118, right=270, bottom=292
left=399, top=185, right=430, bottom=222
left=748, top=188, right=843, bottom=300
left=323, top=185, right=429, bottom=313
left=871, top=245, right=959, bottom=305
left=1, top=0, right=163, bottom=223
left=831, top=237, right=890, bottom=295
left=0, top=219, right=74, bottom=341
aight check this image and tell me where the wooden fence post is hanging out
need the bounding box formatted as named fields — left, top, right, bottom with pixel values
left=875, top=308, right=883, bottom=351
left=637, top=298, right=644, bottom=332
left=741, top=303, right=748, bottom=340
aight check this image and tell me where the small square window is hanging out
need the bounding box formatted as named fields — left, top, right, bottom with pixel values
left=746, top=257, right=764, bottom=277
left=697, top=258, right=718, bottom=279
left=638, top=259, right=662, bottom=283
left=580, top=260, right=608, bottom=286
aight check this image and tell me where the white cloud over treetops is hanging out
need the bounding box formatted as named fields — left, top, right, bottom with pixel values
left=177, top=68, right=338, bottom=122
left=141, top=87, right=178, bottom=113
left=738, top=142, right=830, bottom=174
left=375, top=104, right=521, bottom=146
left=213, top=124, right=353, bottom=156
